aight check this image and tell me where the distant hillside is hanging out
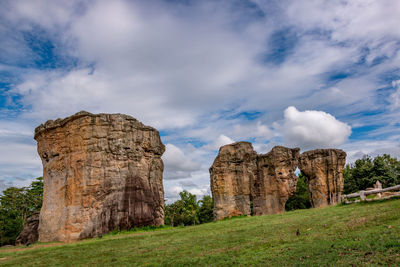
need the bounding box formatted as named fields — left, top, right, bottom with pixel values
left=1, top=199, right=399, bottom=266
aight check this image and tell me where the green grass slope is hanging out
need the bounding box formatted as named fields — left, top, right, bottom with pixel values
left=1, top=199, right=399, bottom=266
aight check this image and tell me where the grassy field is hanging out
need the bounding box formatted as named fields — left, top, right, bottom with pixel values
left=1, top=199, right=399, bottom=266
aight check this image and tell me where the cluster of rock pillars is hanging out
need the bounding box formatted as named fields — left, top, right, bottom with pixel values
left=16, top=111, right=346, bottom=244
left=210, top=142, right=346, bottom=220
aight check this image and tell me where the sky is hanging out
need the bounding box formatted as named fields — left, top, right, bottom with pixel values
left=0, top=0, right=399, bottom=202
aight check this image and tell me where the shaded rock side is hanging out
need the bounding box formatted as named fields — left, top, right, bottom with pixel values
left=35, top=111, right=165, bottom=242
left=299, top=149, right=346, bottom=208
left=15, top=213, right=39, bottom=245
left=253, top=146, right=300, bottom=215
left=209, top=142, right=257, bottom=221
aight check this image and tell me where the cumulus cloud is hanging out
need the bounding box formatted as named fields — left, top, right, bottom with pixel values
left=280, top=106, right=352, bottom=150
left=1, top=0, right=400, bottom=198
left=162, top=144, right=201, bottom=180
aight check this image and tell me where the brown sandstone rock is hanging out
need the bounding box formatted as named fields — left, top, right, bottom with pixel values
left=253, top=146, right=300, bottom=215
left=35, top=111, right=165, bottom=242
left=210, top=143, right=300, bottom=220
left=299, top=149, right=346, bottom=208
left=15, top=213, right=39, bottom=245
left=209, top=142, right=257, bottom=221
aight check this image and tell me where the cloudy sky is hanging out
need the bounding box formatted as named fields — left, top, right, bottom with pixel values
left=1, top=0, right=399, bottom=201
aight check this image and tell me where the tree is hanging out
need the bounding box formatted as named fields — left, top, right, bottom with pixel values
left=164, top=192, right=213, bottom=226
left=343, top=154, right=400, bottom=194
left=0, top=177, right=43, bottom=246
left=198, top=195, right=213, bottom=223
left=164, top=200, right=182, bottom=227
left=285, top=173, right=311, bottom=211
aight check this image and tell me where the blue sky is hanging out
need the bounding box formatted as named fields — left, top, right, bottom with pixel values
left=1, top=0, right=399, bottom=201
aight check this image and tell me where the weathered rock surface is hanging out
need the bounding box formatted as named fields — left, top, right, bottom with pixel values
left=35, top=111, right=165, bottom=242
left=209, top=142, right=257, bottom=221
left=253, top=146, right=300, bottom=215
left=15, top=213, right=39, bottom=245
left=210, top=143, right=300, bottom=220
left=299, top=149, right=346, bottom=208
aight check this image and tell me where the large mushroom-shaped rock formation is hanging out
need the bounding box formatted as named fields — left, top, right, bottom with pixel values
left=299, top=149, right=346, bottom=208
left=209, top=142, right=257, bottom=221
left=253, top=146, right=300, bottom=215
left=35, top=111, right=165, bottom=242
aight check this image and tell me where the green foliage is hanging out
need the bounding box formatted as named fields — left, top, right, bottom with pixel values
left=164, top=191, right=213, bottom=226
left=0, top=177, right=43, bottom=246
left=285, top=173, right=311, bottom=211
left=343, top=154, right=400, bottom=194
left=198, top=195, right=213, bottom=224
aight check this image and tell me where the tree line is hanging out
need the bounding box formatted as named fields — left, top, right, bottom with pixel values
left=0, top=177, right=43, bottom=246
left=1, top=154, right=399, bottom=246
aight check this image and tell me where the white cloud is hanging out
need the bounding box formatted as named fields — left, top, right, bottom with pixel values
left=162, top=144, right=201, bottom=180
left=284, top=0, right=400, bottom=42
left=187, top=187, right=209, bottom=198
left=164, top=185, right=184, bottom=202
left=0, top=141, right=42, bottom=192
left=214, top=134, right=234, bottom=149
left=342, top=139, right=400, bottom=163
left=164, top=183, right=210, bottom=203
left=280, top=106, right=352, bottom=150
left=1, top=0, right=400, bottom=198
left=232, top=121, right=273, bottom=141
left=390, top=80, right=400, bottom=110
left=0, top=120, right=42, bottom=190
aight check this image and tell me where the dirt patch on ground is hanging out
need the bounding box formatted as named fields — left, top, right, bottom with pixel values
left=345, top=217, right=369, bottom=229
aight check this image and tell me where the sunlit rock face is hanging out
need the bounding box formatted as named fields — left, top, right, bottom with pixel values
left=210, top=143, right=299, bottom=220
left=209, top=142, right=257, bottom=221
left=253, top=146, right=300, bottom=215
left=35, top=111, right=165, bottom=242
left=299, top=149, right=346, bottom=208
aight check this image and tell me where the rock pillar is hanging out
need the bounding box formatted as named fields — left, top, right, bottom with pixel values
left=299, top=149, right=346, bottom=208
left=209, top=142, right=257, bottom=220
left=35, top=111, right=165, bottom=242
